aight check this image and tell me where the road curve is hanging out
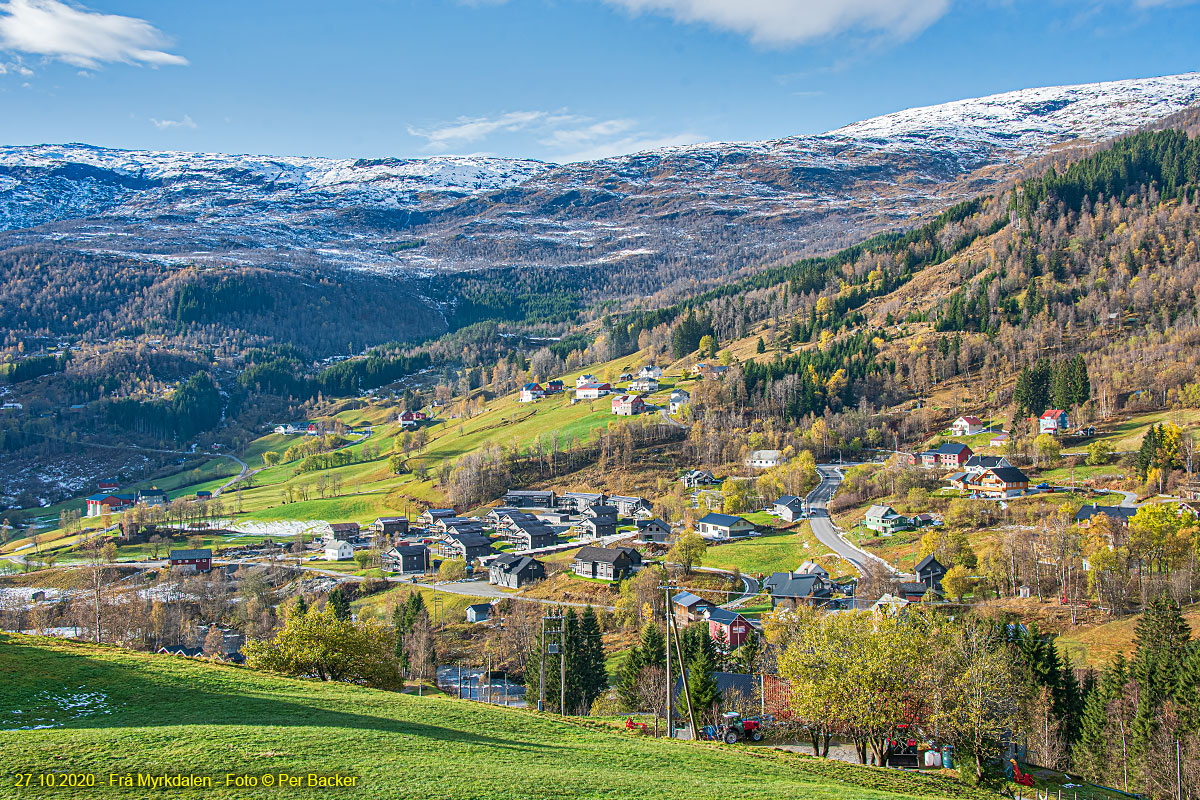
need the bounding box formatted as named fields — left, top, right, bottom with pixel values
left=805, top=465, right=900, bottom=577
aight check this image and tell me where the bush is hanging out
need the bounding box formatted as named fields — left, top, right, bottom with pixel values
left=438, top=558, right=467, bottom=581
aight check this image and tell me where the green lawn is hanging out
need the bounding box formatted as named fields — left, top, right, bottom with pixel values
left=0, top=634, right=985, bottom=800
left=701, top=523, right=840, bottom=578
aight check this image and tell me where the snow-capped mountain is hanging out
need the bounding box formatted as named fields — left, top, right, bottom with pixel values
left=1, top=72, right=1198, bottom=283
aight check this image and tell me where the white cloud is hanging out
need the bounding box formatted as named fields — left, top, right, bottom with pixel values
left=151, top=114, right=196, bottom=130
left=409, top=108, right=704, bottom=161
left=558, top=132, right=707, bottom=162
left=595, top=0, right=951, bottom=46
left=0, top=0, right=186, bottom=69
left=408, top=110, right=554, bottom=151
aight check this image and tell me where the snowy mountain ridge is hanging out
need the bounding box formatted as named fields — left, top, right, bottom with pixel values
left=0, top=71, right=1198, bottom=281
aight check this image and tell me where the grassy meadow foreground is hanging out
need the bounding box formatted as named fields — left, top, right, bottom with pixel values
left=0, top=634, right=985, bottom=800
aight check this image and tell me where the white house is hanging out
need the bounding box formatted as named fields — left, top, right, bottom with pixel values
left=638, top=365, right=663, bottom=380
left=697, top=512, right=755, bottom=540
left=1039, top=410, right=1069, bottom=435
left=630, top=376, right=659, bottom=393
left=576, top=383, right=611, bottom=400
left=519, top=382, right=544, bottom=403
left=951, top=415, right=985, bottom=436
left=575, top=374, right=598, bottom=389
left=745, top=449, right=784, bottom=470
left=324, top=540, right=354, bottom=561
left=669, top=389, right=690, bottom=415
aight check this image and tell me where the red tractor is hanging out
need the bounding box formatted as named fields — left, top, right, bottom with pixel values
left=716, top=712, right=763, bottom=744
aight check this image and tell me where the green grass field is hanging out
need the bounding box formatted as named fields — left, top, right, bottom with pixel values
left=0, top=634, right=985, bottom=800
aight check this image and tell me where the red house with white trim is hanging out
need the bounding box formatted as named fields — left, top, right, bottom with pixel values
left=707, top=607, right=754, bottom=648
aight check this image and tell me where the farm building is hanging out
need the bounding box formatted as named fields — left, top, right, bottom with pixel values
left=745, top=450, right=783, bottom=470
left=168, top=549, right=213, bottom=573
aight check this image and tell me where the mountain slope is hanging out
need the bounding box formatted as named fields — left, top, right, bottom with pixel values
left=1, top=73, right=1198, bottom=296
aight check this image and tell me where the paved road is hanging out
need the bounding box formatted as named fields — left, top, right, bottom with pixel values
left=658, top=407, right=689, bottom=431
left=805, top=465, right=900, bottom=577
left=1114, top=489, right=1139, bottom=508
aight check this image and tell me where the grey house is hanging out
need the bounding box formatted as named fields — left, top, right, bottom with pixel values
left=572, top=546, right=642, bottom=581
left=488, top=553, right=546, bottom=588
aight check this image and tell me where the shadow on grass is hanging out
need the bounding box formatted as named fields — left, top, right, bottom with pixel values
left=0, top=635, right=553, bottom=754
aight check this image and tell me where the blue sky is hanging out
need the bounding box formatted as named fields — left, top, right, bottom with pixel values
left=0, top=0, right=1197, bottom=162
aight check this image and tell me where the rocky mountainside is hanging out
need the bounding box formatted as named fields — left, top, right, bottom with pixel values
left=2, top=72, right=1199, bottom=304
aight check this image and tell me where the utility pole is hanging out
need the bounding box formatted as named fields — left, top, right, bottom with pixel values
left=669, top=606, right=698, bottom=739
left=539, top=616, right=546, bottom=712
left=664, top=587, right=672, bottom=738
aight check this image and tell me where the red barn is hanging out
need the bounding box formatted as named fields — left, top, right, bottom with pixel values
left=707, top=607, right=754, bottom=649
left=169, top=548, right=213, bottom=573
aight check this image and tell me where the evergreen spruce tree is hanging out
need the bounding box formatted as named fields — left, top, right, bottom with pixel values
left=1076, top=670, right=1111, bottom=781
left=1130, top=595, right=1192, bottom=762
left=639, top=622, right=666, bottom=668
left=579, top=606, right=608, bottom=711
left=328, top=587, right=350, bottom=620
left=562, top=608, right=585, bottom=714
left=1137, top=426, right=1161, bottom=480
left=617, top=639, right=645, bottom=711
left=686, top=648, right=722, bottom=724
left=1070, top=354, right=1091, bottom=407
left=1174, top=645, right=1200, bottom=733
left=1052, top=362, right=1073, bottom=412
left=294, top=594, right=308, bottom=616
left=1013, top=367, right=1034, bottom=417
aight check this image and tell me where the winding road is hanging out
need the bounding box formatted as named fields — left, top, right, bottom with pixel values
left=805, top=465, right=901, bottom=577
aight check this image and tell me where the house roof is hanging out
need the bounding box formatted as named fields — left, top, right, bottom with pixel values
left=956, top=415, right=983, bottom=425
left=324, top=540, right=351, bottom=550
left=169, top=549, right=212, bottom=560
left=915, top=553, right=945, bottom=574
left=706, top=607, right=749, bottom=627
left=775, top=495, right=804, bottom=509
left=1041, top=409, right=1067, bottom=419
left=986, top=466, right=1030, bottom=484
left=698, top=512, right=748, bottom=528
left=636, top=517, right=670, bottom=531
left=466, top=603, right=491, bottom=614
left=374, top=516, right=408, bottom=524
left=1075, top=504, right=1138, bottom=522
left=574, top=545, right=639, bottom=564
left=796, top=560, right=828, bottom=576
left=965, top=455, right=1008, bottom=469
left=748, top=449, right=782, bottom=460
left=491, top=553, right=543, bottom=575
left=444, top=532, right=492, bottom=548
left=770, top=574, right=829, bottom=600
left=672, top=591, right=710, bottom=608
left=866, top=504, right=898, bottom=519
left=522, top=382, right=542, bottom=391
left=933, top=442, right=972, bottom=456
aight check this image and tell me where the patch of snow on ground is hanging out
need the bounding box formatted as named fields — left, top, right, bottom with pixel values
left=1, top=689, right=114, bottom=732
